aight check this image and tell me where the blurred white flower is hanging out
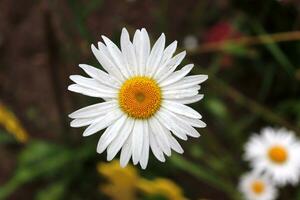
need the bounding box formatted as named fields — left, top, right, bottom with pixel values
left=68, top=28, right=207, bottom=169
left=239, top=172, right=277, bottom=200
left=244, top=127, right=300, bottom=186
left=183, top=35, right=198, bottom=51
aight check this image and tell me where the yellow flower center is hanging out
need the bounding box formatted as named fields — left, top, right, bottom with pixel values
left=268, top=145, right=288, bottom=164
left=251, top=180, right=265, bottom=195
left=118, top=76, right=161, bottom=119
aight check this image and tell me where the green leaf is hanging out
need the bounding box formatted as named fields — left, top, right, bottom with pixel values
left=35, top=181, right=66, bottom=200
left=0, top=141, right=72, bottom=199
left=170, top=154, right=242, bottom=200
left=205, top=97, right=228, bottom=119
left=0, top=130, right=15, bottom=144
left=252, top=22, right=295, bottom=76
left=222, top=42, right=248, bottom=56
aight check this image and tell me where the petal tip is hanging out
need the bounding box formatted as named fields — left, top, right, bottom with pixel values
left=68, top=113, right=75, bottom=119
left=91, top=44, right=97, bottom=50
left=140, top=164, right=147, bottom=170
left=120, top=162, right=127, bottom=168
left=67, top=85, right=74, bottom=91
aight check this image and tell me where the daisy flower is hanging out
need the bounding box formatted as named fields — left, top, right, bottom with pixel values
left=244, top=127, right=300, bottom=186
left=239, top=172, right=277, bottom=200
left=68, top=28, right=207, bottom=169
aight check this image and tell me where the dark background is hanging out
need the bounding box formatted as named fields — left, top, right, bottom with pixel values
left=1, top=0, right=300, bottom=199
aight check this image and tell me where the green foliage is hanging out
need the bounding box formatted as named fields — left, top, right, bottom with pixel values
left=0, top=130, right=15, bottom=144
left=252, top=22, right=295, bottom=76
left=144, top=195, right=168, bottom=200
left=0, top=141, right=70, bottom=199
left=222, top=43, right=249, bottom=56
left=170, top=154, right=242, bottom=200
left=0, top=140, right=96, bottom=199
left=35, top=181, right=66, bottom=200
left=204, top=97, right=229, bottom=120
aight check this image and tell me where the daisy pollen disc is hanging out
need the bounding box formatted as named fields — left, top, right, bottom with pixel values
left=119, top=76, right=161, bottom=119
left=268, top=145, right=288, bottom=164
left=251, top=180, right=265, bottom=195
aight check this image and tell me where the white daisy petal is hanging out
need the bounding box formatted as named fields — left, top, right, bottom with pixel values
left=133, top=30, right=143, bottom=75
left=167, top=133, right=184, bottom=154
left=133, top=29, right=141, bottom=46
left=163, top=85, right=201, bottom=93
left=150, top=117, right=171, bottom=156
left=121, top=32, right=138, bottom=76
left=96, top=115, right=127, bottom=154
left=107, top=119, right=135, bottom=161
left=140, top=28, right=151, bottom=71
left=163, top=75, right=208, bottom=90
left=91, top=44, right=124, bottom=81
left=101, top=35, right=130, bottom=78
left=68, top=101, right=118, bottom=119
left=134, top=28, right=150, bottom=76
left=120, top=28, right=134, bottom=77
left=69, top=75, right=117, bottom=94
left=175, top=114, right=206, bottom=128
left=163, top=86, right=201, bottom=97
left=171, top=94, right=204, bottom=105
left=161, top=108, right=200, bottom=138
left=156, top=111, right=188, bottom=140
left=68, top=84, right=116, bottom=98
left=162, top=85, right=201, bottom=98
left=120, top=133, right=133, bottom=168
left=78, top=64, right=121, bottom=87
left=156, top=51, right=186, bottom=81
left=139, top=120, right=150, bottom=169
left=70, top=116, right=99, bottom=127
left=149, top=129, right=166, bottom=162
left=83, top=109, right=123, bottom=137
left=147, top=33, right=166, bottom=76
left=162, top=100, right=202, bottom=119
left=132, top=120, right=144, bottom=164
left=180, top=123, right=200, bottom=138
left=163, top=88, right=199, bottom=100
left=160, top=41, right=177, bottom=65
left=153, top=41, right=177, bottom=78
left=159, top=64, right=194, bottom=86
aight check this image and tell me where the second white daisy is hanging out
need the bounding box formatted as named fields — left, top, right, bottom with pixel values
left=68, top=28, right=207, bottom=169
left=239, top=172, right=277, bottom=200
left=244, top=127, right=300, bottom=186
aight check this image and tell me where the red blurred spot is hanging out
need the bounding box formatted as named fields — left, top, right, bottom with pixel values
left=203, top=21, right=242, bottom=70
left=203, top=21, right=241, bottom=44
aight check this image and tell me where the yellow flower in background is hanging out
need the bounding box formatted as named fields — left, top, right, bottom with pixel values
left=0, top=103, right=29, bottom=143
left=97, top=160, right=139, bottom=200
left=97, top=160, right=186, bottom=200
left=137, top=178, right=186, bottom=200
